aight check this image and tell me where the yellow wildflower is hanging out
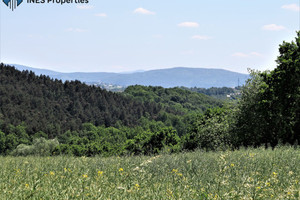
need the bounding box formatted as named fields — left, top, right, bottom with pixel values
left=230, top=163, right=235, bottom=167
left=135, top=183, right=140, bottom=190
left=177, top=173, right=183, bottom=177
left=98, top=171, right=104, bottom=176
left=25, top=184, right=29, bottom=188
left=49, top=171, right=55, bottom=176
left=82, top=174, right=88, bottom=178
left=119, top=168, right=124, bottom=172
left=172, top=169, right=178, bottom=173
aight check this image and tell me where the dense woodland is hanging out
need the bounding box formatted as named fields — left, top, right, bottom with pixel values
left=123, top=85, right=223, bottom=114
left=0, top=32, right=299, bottom=156
left=181, top=86, right=239, bottom=99
left=0, top=66, right=164, bottom=135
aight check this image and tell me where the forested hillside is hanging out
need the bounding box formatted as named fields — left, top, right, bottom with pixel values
left=0, top=64, right=163, bottom=136
left=13, top=65, right=249, bottom=88
left=0, top=64, right=224, bottom=155
left=0, top=32, right=298, bottom=157
left=123, top=85, right=223, bottom=114
left=181, top=86, right=240, bottom=99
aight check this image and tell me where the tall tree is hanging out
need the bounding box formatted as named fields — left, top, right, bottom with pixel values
left=267, top=31, right=300, bottom=143
left=235, top=31, right=300, bottom=147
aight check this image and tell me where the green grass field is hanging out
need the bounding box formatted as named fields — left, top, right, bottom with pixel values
left=1, top=147, right=299, bottom=199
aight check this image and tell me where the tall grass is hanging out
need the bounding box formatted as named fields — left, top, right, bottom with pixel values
left=0, top=146, right=299, bottom=199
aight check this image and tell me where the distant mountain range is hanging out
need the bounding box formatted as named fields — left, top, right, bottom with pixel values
left=11, top=64, right=249, bottom=88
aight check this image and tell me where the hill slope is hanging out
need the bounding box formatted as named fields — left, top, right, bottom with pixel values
left=124, top=85, right=223, bottom=114
left=0, top=64, right=162, bottom=136
left=109, top=67, right=248, bottom=88
left=12, top=64, right=249, bottom=88
left=1, top=64, right=224, bottom=137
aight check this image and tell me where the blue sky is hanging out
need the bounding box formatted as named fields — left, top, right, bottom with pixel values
left=0, top=0, right=299, bottom=73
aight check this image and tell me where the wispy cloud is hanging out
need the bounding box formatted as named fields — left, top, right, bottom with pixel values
left=178, top=22, right=199, bottom=28
left=95, top=13, right=107, bottom=17
left=76, top=5, right=94, bottom=10
left=232, top=52, right=249, bottom=58
left=232, top=52, right=263, bottom=58
left=134, top=8, right=155, bottom=15
left=66, top=28, right=88, bottom=33
left=282, top=4, right=300, bottom=12
left=192, top=35, right=212, bottom=40
left=249, top=52, right=263, bottom=57
left=262, top=24, right=286, bottom=31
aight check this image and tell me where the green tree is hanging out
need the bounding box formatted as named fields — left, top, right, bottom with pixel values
left=234, top=70, right=272, bottom=147
left=267, top=31, right=300, bottom=143
left=0, top=131, right=6, bottom=154
left=5, top=134, right=18, bottom=154
left=184, top=107, right=232, bottom=151
left=235, top=31, right=300, bottom=147
left=12, top=137, right=59, bottom=156
left=145, top=127, right=181, bottom=154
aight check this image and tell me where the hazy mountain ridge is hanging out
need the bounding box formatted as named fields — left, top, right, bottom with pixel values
left=12, top=64, right=249, bottom=88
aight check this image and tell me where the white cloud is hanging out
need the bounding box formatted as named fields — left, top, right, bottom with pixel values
left=95, top=13, right=107, bottom=17
left=76, top=5, right=94, bottom=10
left=134, top=8, right=155, bottom=15
left=192, top=35, right=212, bottom=40
left=282, top=4, right=300, bottom=12
left=262, top=24, right=286, bottom=31
left=232, top=52, right=263, bottom=58
left=250, top=52, right=263, bottom=57
left=178, top=22, right=199, bottom=28
left=66, top=28, right=88, bottom=33
left=232, top=52, right=249, bottom=58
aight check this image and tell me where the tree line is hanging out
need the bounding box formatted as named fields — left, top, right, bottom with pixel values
left=0, top=31, right=299, bottom=156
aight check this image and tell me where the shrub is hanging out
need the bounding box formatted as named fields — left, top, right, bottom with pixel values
left=11, top=137, right=59, bottom=156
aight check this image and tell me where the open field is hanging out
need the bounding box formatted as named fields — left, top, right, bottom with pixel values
left=1, top=147, right=299, bottom=200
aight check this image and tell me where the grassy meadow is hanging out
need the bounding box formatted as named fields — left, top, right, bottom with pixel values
left=1, top=147, right=299, bottom=200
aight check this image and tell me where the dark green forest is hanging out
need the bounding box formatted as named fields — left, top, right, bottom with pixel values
left=0, top=32, right=299, bottom=156
left=0, top=66, right=164, bottom=135
left=0, top=62, right=223, bottom=155
left=123, top=85, right=223, bottom=114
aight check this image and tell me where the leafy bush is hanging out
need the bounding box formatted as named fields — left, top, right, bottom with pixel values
left=183, top=107, right=233, bottom=151
left=11, top=137, right=59, bottom=156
